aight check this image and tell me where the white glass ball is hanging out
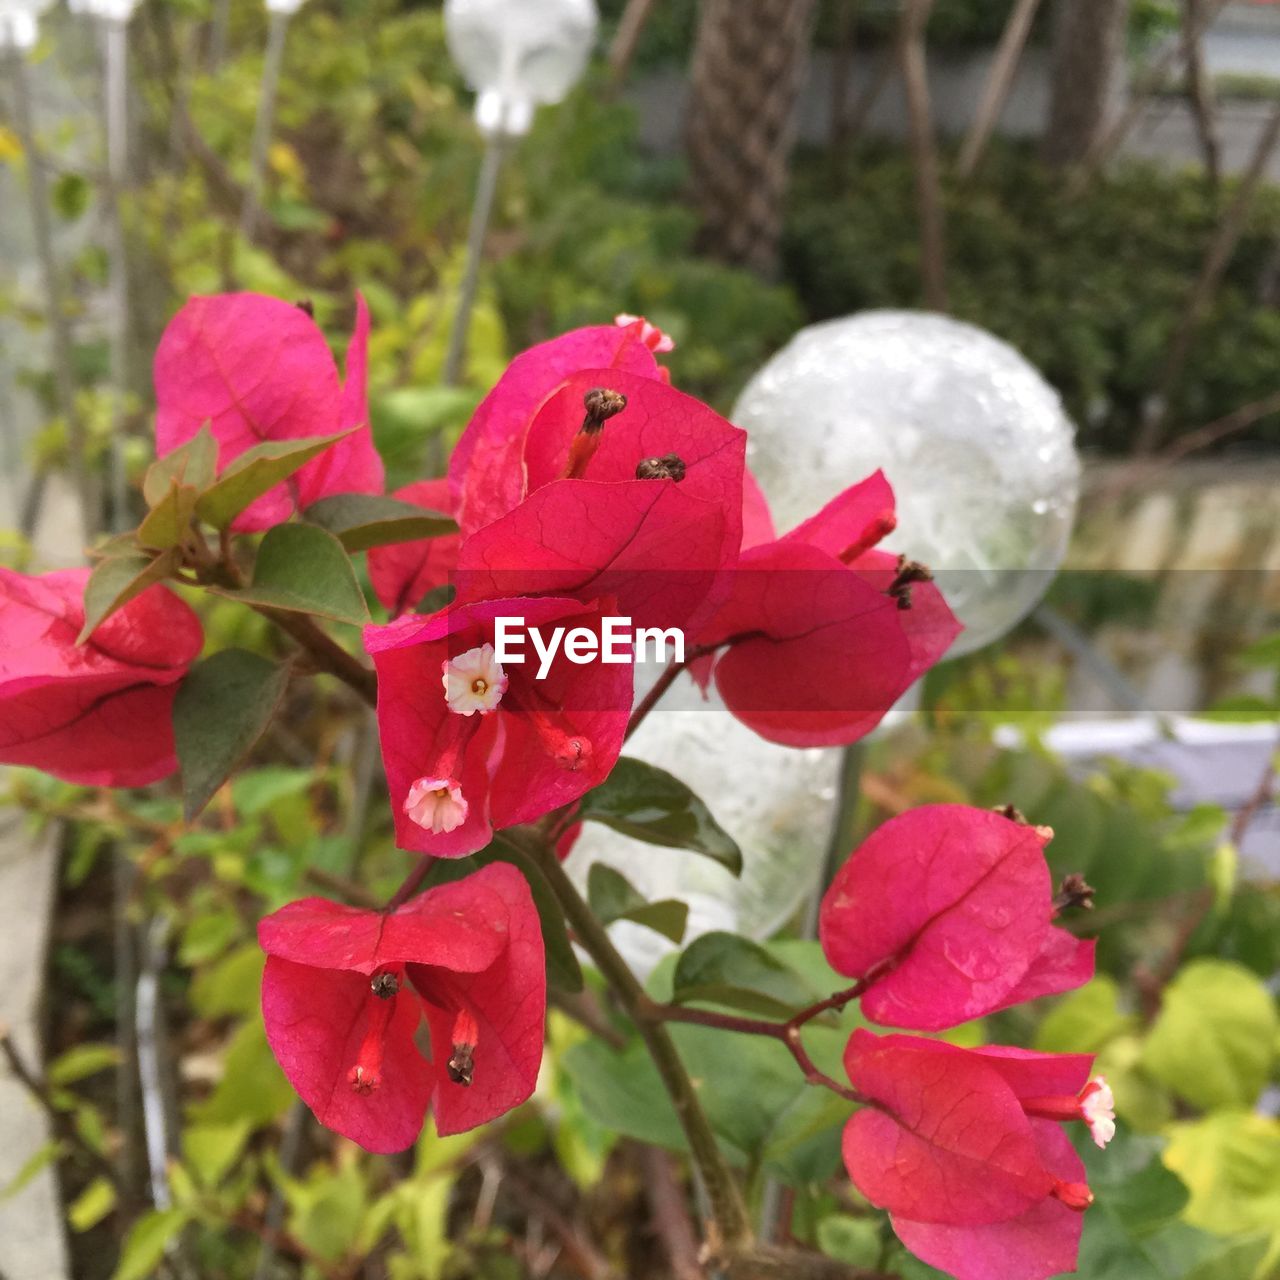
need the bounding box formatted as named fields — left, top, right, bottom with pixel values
left=264, top=0, right=306, bottom=15
left=444, top=0, right=597, bottom=135
left=565, top=677, right=841, bottom=976
left=0, top=0, right=53, bottom=49
left=735, top=311, right=1081, bottom=656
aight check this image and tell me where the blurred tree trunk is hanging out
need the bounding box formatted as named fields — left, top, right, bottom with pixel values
left=1041, top=0, right=1130, bottom=169
left=685, top=0, right=818, bottom=276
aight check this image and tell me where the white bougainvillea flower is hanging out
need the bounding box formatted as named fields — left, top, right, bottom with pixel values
left=441, top=644, right=508, bottom=716
left=404, top=776, right=468, bottom=835
left=1079, top=1076, right=1116, bottom=1149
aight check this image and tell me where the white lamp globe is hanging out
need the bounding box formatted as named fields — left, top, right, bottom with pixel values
left=444, top=0, right=598, bottom=137
left=0, top=0, right=54, bottom=49
left=734, top=311, right=1081, bottom=656
left=564, top=680, right=841, bottom=977
left=264, top=0, right=306, bottom=14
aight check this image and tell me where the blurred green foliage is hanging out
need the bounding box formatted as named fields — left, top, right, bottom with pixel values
left=785, top=142, right=1280, bottom=453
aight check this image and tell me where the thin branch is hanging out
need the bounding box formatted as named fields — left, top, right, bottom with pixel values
left=896, top=0, right=947, bottom=310
left=957, top=0, right=1042, bottom=179
left=513, top=833, right=754, bottom=1256
left=0, top=1028, right=125, bottom=1196
left=626, top=658, right=688, bottom=741
left=608, top=0, right=659, bottom=86
left=637, top=1144, right=703, bottom=1280
left=1181, top=0, right=1220, bottom=188
left=1069, top=0, right=1231, bottom=196
left=500, top=1162, right=619, bottom=1280
left=1133, top=99, right=1280, bottom=454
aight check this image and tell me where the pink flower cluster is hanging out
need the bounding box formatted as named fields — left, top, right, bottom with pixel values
left=821, top=805, right=1110, bottom=1280
left=0, top=294, right=1109, bottom=1280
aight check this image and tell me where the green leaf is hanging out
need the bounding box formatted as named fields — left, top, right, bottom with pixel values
left=190, top=942, right=265, bottom=1018
left=173, top=649, right=293, bottom=821
left=112, top=1208, right=191, bottom=1280
left=1141, top=960, right=1278, bottom=1110
left=184, top=1121, right=252, bottom=1189
left=303, top=493, right=456, bottom=552
left=68, top=1176, right=117, bottom=1232
left=817, top=1216, right=882, bottom=1269
left=47, top=1043, right=122, bottom=1086
left=77, top=550, right=180, bottom=642
left=1034, top=976, right=1136, bottom=1054
left=194, top=430, right=352, bottom=529
left=1, top=1141, right=61, bottom=1200
left=1201, top=695, right=1279, bottom=723
left=209, top=523, right=369, bottom=625
left=1239, top=632, right=1280, bottom=668
left=1163, top=1112, right=1280, bottom=1239
left=577, top=757, right=742, bottom=874
left=189, top=1019, right=295, bottom=1127
left=672, top=932, right=819, bottom=1018
left=144, top=426, right=219, bottom=508
left=136, top=480, right=199, bottom=551
left=586, top=863, right=688, bottom=943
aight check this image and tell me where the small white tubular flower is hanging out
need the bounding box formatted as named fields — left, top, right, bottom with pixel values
left=615, top=313, right=675, bottom=353
left=404, top=777, right=468, bottom=835
left=441, top=644, right=507, bottom=716
left=1080, top=1077, right=1116, bottom=1149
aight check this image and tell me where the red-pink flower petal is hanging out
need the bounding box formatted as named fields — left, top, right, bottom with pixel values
left=412, top=863, right=545, bottom=1135
left=368, top=479, right=461, bottom=616
left=820, top=805, right=1065, bottom=1030
left=261, top=957, right=432, bottom=1153
left=892, top=1122, right=1086, bottom=1280
left=259, top=866, right=546, bottom=1151
left=449, top=326, right=662, bottom=536
left=998, top=928, right=1098, bottom=1015
left=365, top=596, right=632, bottom=857
left=0, top=568, right=201, bottom=786
left=700, top=540, right=914, bottom=747
left=453, top=479, right=734, bottom=634
left=740, top=468, right=776, bottom=551
left=296, top=292, right=385, bottom=507
left=842, top=1029, right=1055, bottom=1227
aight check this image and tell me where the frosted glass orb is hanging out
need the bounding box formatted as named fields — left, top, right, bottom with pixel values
left=565, top=676, right=841, bottom=976
left=0, top=0, right=54, bottom=49
left=735, top=311, right=1080, bottom=656
left=445, top=0, right=597, bottom=136
left=264, top=0, right=306, bottom=15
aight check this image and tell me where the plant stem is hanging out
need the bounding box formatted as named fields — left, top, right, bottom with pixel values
left=255, top=604, right=378, bottom=707
left=625, top=657, right=688, bottom=741
left=384, top=854, right=438, bottom=912
left=642, top=981, right=871, bottom=1105
left=524, top=835, right=753, bottom=1254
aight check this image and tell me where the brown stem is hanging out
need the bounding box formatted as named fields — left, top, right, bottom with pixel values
left=638, top=1143, right=705, bottom=1280
left=384, top=855, right=438, bottom=912
left=626, top=658, right=689, bottom=741
left=0, top=1028, right=126, bottom=1197
left=255, top=605, right=378, bottom=707
left=520, top=835, right=753, bottom=1254
left=641, top=980, right=872, bottom=1105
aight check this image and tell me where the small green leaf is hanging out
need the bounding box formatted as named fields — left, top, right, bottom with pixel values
left=68, top=1176, right=117, bottom=1232
left=47, top=1043, right=122, bottom=1086
left=194, top=430, right=352, bottom=529
left=1201, top=695, right=1279, bottom=724
left=1141, top=960, right=1279, bottom=1110
left=578, top=757, right=742, bottom=874
left=1035, top=976, right=1135, bottom=1054
left=78, top=550, right=180, bottom=642
left=173, top=649, right=292, bottom=822
left=303, top=493, right=456, bottom=552
left=144, top=427, right=218, bottom=507
left=817, top=1215, right=882, bottom=1268
left=587, top=863, right=688, bottom=943
left=184, top=1121, right=252, bottom=1189
left=137, top=479, right=199, bottom=551
left=209, top=523, right=369, bottom=625
left=672, top=932, right=819, bottom=1018
left=112, top=1208, right=191, bottom=1280
left=1, top=1141, right=61, bottom=1200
